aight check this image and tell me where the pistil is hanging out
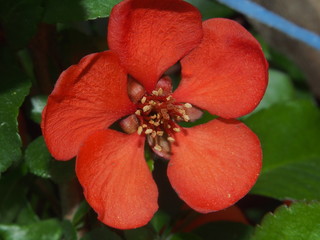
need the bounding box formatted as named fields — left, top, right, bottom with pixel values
left=133, top=87, right=192, bottom=157
left=122, top=77, right=201, bottom=159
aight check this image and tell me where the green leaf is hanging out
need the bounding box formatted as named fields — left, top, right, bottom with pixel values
left=185, top=0, right=234, bottom=19
left=29, top=95, right=47, bottom=124
left=0, top=170, right=29, bottom=224
left=124, top=226, right=155, bottom=240
left=246, top=69, right=295, bottom=116
left=150, top=210, right=171, bottom=234
left=44, top=0, right=121, bottom=23
left=244, top=100, right=320, bottom=200
left=0, top=219, right=63, bottom=240
left=25, top=136, right=52, bottom=178
left=72, top=201, right=90, bottom=229
left=0, top=0, right=43, bottom=49
left=61, top=220, right=77, bottom=240
left=251, top=158, right=320, bottom=200
left=193, top=221, right=254, bottom=240
left=80, top=227, right=122, bottom=240
left=24, top=136, right=76, bottom=182
left=252, top=202, right=320, bottom=240
left=15, top=202, right=39, bottom=225
left=170, top=232, right=203, bottom=240
left=0, top=48, right=31, bottom=174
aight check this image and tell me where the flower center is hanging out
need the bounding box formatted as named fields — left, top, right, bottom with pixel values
left=134, top=88, right=192, bottom=157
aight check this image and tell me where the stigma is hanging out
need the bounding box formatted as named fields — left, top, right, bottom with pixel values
left=120, top=77, right=199, bottom=159
left=136, top=88, right=191, bottom=136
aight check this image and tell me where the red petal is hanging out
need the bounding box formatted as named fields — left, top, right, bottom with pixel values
left=42, top=51, right=135, bottom=160
left=108, top=0, right=203, bottom=92
left=173, top=19, right=268, bottom=118
left=76, top=130, right=158, bottom=229
left=167, top=118, right=262, bottom=213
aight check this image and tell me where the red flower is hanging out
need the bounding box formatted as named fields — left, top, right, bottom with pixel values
left=42, top=0, right=268, bottom=229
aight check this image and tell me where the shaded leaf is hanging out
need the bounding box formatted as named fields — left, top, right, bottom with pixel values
left=25, top=136, right=51, bottom=178
left=15, top=202, right=39, bottom=225
left=246, top=69, right=295, bottom=116
left=252, top=202, right=320, bottom=240
left=252, top=158, right=320, bottom=200
left=244, top=100, right=320, bottom=200
left=72, top=201, right=90, bottom=229
left=61, top=220, right=77, bottom=240
left=0, top=168, right=33, bottom=224
left=0, top=48, right=31, bottom=174
left=25, top=136, right=76, bottom=182
left=170, top=232, right=203, bottom=240
left=193, top=221, right=253, bottom=240
left=0, top=219, right=62, bottom=240
left=0, top=0, right=43, bottom=49
left=124, top=226, right=155, bottom=240
left=80, top=227, right=122, bottom=240
left=150, top=210, right=171, bottom=234
left=44, top=0, right=121, bottom=23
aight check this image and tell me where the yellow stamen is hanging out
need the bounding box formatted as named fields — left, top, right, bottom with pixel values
left=143, top=105, right=152, bottom=112
left=184, top=103, right=192, bottom=108
left=154, top=144, right=162, bottom=151
left=145, top=129, right=153, bottom=134
left=137, top=126, right=143, bottom=135
left=173, top=127, right=180, bottom=132
left=135, top=110, right=141, bottom=115
left=157, top=131, right=164, bottom=136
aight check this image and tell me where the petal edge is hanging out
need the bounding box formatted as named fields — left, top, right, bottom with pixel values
left=173, top=19, right=268, bottom=118
left=76, top=130, right=158, bottom=229
left=168, top=118, right=262, bottom=212
left=108, top=0, right=203, bottom=92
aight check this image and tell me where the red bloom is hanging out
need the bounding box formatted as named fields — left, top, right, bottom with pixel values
left=42, top=0, right=268, bottom=229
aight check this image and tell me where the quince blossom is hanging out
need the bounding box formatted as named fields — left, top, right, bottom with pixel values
left=42, top=0, right=268, bottom=229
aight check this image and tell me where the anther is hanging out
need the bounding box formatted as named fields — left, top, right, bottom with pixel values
left=184, top=103, right=192, bottom=108
left=154, top=144, right=162, bottom=151
left=141, top=96, right=147, bottom=104
left=158, top=88, right=163, bottom=96
left=142, top=124, right=147, bottom=128
left=157, top=131, right=164, bottom=136
left=145, top=129, right=153, bottom=134
left=152, top=90, right=159, bottom=96
left=135, top=110, right=141, bottom=115
left=167, top=137, right=175, bottom=142
left=173, top=127, right=180, bottom=132
left=137, top=126, right=143, bottom=135
left=149, top=100, right=156, bottom=105
left=143, top=105, right=152, bottom=112
left=183, top=115, right=190, bottom=122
